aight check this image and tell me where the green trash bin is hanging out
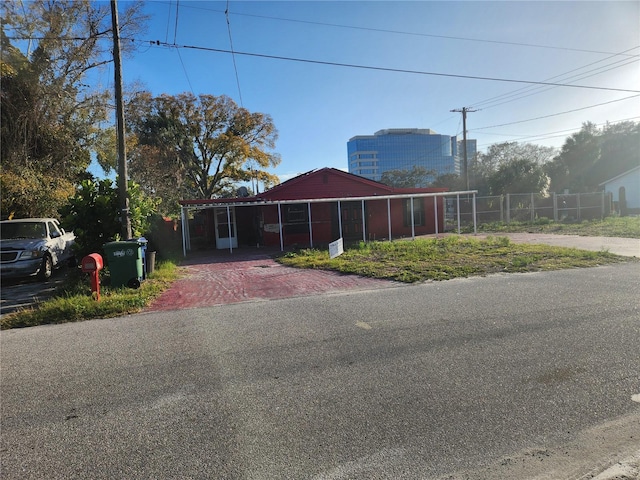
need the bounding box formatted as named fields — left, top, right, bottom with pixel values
left=103, top=240, right=144, bottom=288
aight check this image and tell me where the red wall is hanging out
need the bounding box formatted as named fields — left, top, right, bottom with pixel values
left=259, top=196, right=446, bottom=247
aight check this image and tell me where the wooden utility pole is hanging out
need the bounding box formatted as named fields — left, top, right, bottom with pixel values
left=111, top=0, right=132, bottom=239
left=451, top=107, right=477, bottom=190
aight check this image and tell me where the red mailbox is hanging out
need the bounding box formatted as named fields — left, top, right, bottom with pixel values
left=81, top=253, right=103, bottom=301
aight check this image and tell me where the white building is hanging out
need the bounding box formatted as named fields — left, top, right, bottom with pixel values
left=599, top=166, right=640, bottom=215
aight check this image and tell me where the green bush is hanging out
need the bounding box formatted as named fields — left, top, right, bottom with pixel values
left=59, top=179, right=121, bottom=258
left=59, top=178, right=160, bottom=258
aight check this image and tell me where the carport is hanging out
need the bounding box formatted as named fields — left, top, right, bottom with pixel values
left=179, top=190, right=478, bottom=256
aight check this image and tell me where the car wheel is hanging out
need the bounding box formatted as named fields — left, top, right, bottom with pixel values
left=38, top=255, right=53, bottom=281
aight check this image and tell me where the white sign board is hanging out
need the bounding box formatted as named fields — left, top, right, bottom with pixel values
left=329, top=238, right=344, bottom=259
left=264, top=224, right=280, bottom=233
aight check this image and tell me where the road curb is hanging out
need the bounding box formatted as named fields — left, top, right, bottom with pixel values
left=592, top=451, right=640, bottom=480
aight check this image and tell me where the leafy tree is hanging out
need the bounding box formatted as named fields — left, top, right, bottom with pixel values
left=59, top=178, right=159, bottom=258
left=469, top=142, right=555, bottom=196
left=0, top=0, right=146, bottom=218
left=488, top=158, right=549, bottom=195
left=545, top=121, right=640, bottom=193
left=125, top=92, right=281, bottom=209
left=429, top=173, right=466, bottom=191
left=545, top=122, right=600, bottom=193
left=380, top=166, right=436, bottom=188
left=473, top=142, right=554, bottom=178
left=598, top=121, right=640, bottom=178
left=1, top=168, right=76, bottom=219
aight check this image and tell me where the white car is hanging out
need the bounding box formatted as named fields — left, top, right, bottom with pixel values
left=0, top=218, right=76, bottom=280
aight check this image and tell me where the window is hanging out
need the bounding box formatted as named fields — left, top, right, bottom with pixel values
left=403, top=198, right=425, bottom=226
left=285, top=204, right=309, bottom=234
left=287, top=205, right=306, bottom=223
left=48, top=221, right=62, bottom=238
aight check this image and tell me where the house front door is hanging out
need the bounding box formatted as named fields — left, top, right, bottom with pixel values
left=339, top=201, right=366, bottom=241
left=214, top=207, right=238, bottom=249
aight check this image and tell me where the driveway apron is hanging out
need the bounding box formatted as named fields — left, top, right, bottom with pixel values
left=146, top=248, right=396, bottom=312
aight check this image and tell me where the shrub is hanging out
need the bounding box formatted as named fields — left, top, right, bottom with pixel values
left=59, top=178, right=160, bottom=258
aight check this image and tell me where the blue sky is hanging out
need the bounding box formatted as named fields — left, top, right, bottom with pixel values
left=106, top=1, right=639, bottom=182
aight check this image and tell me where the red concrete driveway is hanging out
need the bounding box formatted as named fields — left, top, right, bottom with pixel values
left=146, top=248, right=397, bottom=312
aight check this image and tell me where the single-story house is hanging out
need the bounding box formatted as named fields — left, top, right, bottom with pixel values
left=179, top=168, right=478, bottom=254
left=599, top=166, right=640, bottom=215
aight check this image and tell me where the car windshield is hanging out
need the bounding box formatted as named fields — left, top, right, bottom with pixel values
left=1, top=222, right=47, bottom=240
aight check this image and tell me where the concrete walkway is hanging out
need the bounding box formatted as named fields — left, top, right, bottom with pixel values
left=472, top=232, right=640, bottom=257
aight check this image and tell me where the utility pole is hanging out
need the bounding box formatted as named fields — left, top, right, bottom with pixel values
left=451, top=107, right=477, bottom=190
left=111, top=0, right=132, bottom=240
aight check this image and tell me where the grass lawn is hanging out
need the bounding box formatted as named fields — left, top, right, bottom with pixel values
left=0, top=260, right=181, bottom=330
left=277, top=235, right=629, bottom=283
left=471, top=215, right=640, bottom=238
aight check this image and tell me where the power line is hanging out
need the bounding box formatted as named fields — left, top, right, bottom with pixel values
left=469, top=47, right=640, bottom=110
left=225, top=1, right=243, bottom=107
left=177, top=4, right=639, bottom=58
left=475, top=116, right=640, bottom=148
left=173, top=0, right=179, bottom=45
left=163, top=0, right=171, bottom=44
left=472, top=58, right=638, bottom=112
left=471, top=94, right=640, bottom=131
left=5, top=33, right=638, bottom=94
left=175, top=47, right=194, bottom=94
left=150, top=40, right=640, bottom=94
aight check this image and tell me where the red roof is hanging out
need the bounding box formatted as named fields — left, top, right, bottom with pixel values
left=179, top=167, right=447, bottom=205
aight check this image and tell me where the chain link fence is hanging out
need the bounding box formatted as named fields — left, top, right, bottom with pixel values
left=444, top=192, right=612, bottom=230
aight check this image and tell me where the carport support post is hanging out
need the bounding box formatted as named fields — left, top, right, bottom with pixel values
left=226, top=205, right=233, bottom=253
left=181, top=206, right=188, bottom=257
left=361, top=199, right=366, bottom=243
left=307, top=202, right=313, bottom=248
left=278, top=203, right=284, bottom=252
left=410, top=197, right=415, bottom=240
left=387, top=198, right=392, bottom=241
left=337, top=201, right=343, bottom=239
left=456, top=194, right=461, bottom=234
left=434, top=195, right=439, bottom=236
left=472, top=193, right=477, bottom=234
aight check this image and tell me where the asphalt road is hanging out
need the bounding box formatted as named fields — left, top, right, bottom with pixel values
left=0, top=268, right=71, bottom=317
left=1, top=262, right=639, bottom=479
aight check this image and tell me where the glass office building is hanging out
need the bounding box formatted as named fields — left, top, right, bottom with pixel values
left=348, top=129, right=467, bottom=185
